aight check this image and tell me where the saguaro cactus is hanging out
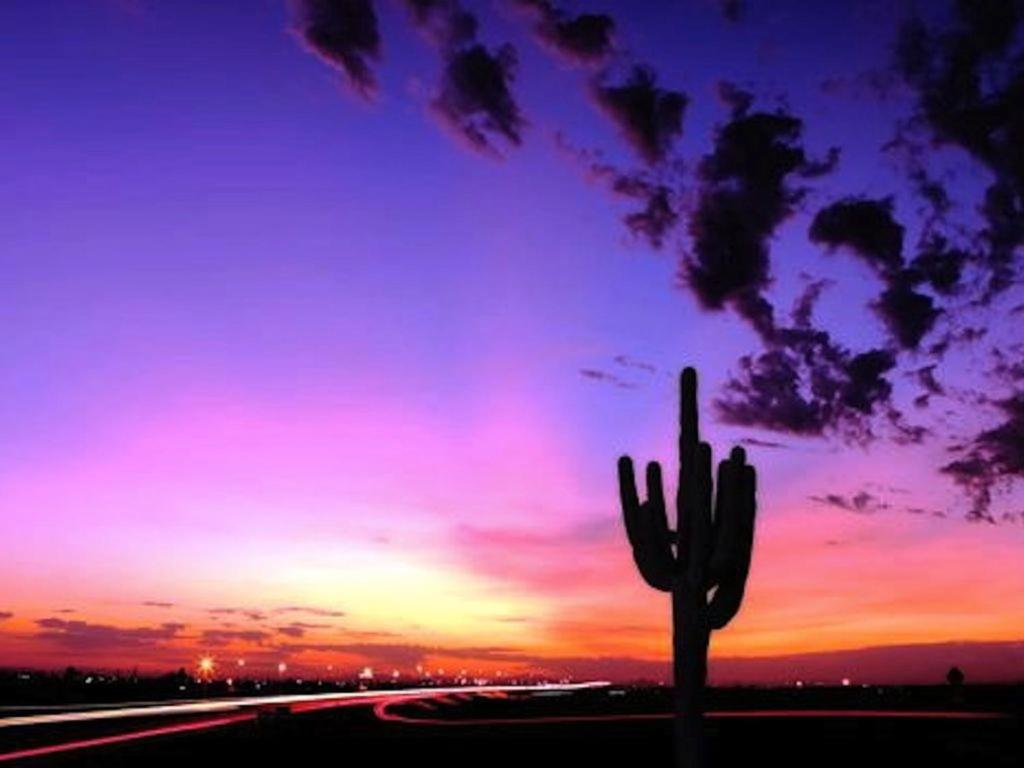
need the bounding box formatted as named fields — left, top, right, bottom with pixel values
left=618, top=367, right=757, bottom=768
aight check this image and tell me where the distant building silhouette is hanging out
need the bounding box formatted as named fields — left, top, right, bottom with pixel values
left=946, top=666, right=965, bottom=687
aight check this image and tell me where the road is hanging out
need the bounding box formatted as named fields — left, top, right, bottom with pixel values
left=0, top=682, right=608, bottom=763
left=0, top=683, right=1017, bottom=766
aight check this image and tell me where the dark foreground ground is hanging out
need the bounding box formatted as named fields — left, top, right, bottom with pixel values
left=4, top=686, right=1022, bottom=768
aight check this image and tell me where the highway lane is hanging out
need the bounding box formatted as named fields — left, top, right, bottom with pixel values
left=0, top=714, right=257, bottom=763
left=0, top=682, right=609, bottom=763
left=374, top=700, right=1012, bottom=727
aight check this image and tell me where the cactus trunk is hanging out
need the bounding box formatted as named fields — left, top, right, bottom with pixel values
left=618, top=367, right=757, bottom=768
left=673, top=583, right=709, bottom=768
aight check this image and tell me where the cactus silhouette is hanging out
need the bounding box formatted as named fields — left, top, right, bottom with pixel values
left=618, top=367, right=757, bottom=768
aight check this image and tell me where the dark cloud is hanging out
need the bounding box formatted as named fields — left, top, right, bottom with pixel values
left=910, top=363, right=944, bottom=408
left=980, top=179, right=1024, bottom=297
left=942, top=393, right=1024, bottom=523
left=684, top=133, right=914, bottom=442
left=292, top=0, right=381, bottom=99
left=35, top=619, right=185, bottom=650
left=992, top=348, right=1024, bottom=385
left=275, top=622, right=330, bottom=638
left=201, top=629, right=272, bottom=647
left=738, top=436, right=788, bottom=449
left=593, top=66, right=688, bottom=166
left=908, top=235, right=970, bottom=296
left=791, top=278, right=832, bottom=329
left=682, top=102, right=832, bottom=335
left=810, top=490, right=891, bottom=514
left=810, top=197, right=942, bottom=349
left=615, top=177, right=677, bottom=248
left=273, top=605, right=346, bottom=618
left=896, top=0, right=1024, bottom=301
left=717, top=349, right=825, bottom=436
left=927, top=325, right=987, bottom=358
left=800, top=146, right=841, bottom=178
left=0, top=612, right=12, bottom=621
left=915, top=364, right=944, bottom=395
left=809, top=196, right=905, bottom=274
left=612, top=354, right=658, bottom=374
left=512, top=0, right=615, bottom=64
left=905, top=506, right=948, bottom=518
left=714, top=80, right=754, bottom=115
left=433, top=44, right=524, bottom=154
left=404, top=1, right=525, bottom=155
left=579, top=368, right=635, bottom=389
left=714, top=274, right=904, bottom=441
left=579, top=155, right=683, bottom=248
left=142, top=601, right=175, bottom=609
left=208, top=607, right=268, bottom=622
left=873, top=273, right=941, bottom=350
left=717, top=343, right=898, bottom=441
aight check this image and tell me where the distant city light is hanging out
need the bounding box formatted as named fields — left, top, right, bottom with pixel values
left=358, top=666, right=374, bottom=680
left=236, top=659, right=245, bottom=668
left=277, top=662, right=287, bottom=675
left=841, top=677, right=851, bottom=687
left=197, top=656, right=215, bottom=680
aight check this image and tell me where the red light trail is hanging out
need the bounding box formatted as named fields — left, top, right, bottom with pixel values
left=0, top=713, right=255, bottom=763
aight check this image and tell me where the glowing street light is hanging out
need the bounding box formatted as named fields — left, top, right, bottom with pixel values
left=197, top=656, right=215, bottom=681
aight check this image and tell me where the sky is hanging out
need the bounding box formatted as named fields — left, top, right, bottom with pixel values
left=1, top=0, right=1022, bottom=684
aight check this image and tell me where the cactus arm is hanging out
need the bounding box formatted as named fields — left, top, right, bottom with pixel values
left=638, top=461, right=676, bottom=590
left=618, top=456, right=674, bottom=592
left=707, top=446, right=746, bottom=587
left=706, top=456, right=734, bottom=589
left=707, top=464, right=757, bottom=629
left=618, top=455, right=643, bottom=545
